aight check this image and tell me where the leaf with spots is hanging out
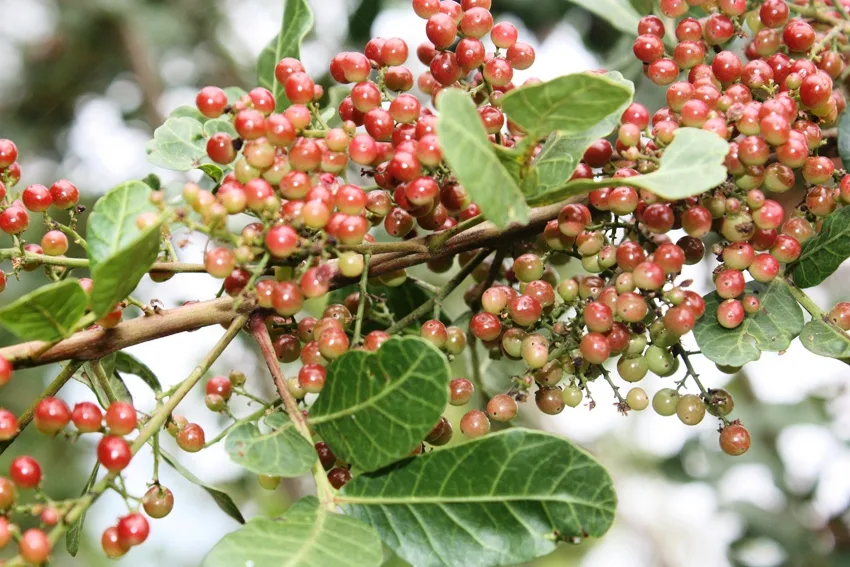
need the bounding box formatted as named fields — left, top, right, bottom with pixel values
left=338, top=429, right=617, bottom=567
left=202, top=496, right=382, bottom=567
left=225, top=412, right=316, bottom=477
left=0, top=280, right=88, bottom=341
left=693, top=280, right=804, bottom=367
left=86, top=180, right=157, bottom=265
left=146, top=116, right=207, bottom=171
left=310, top=336, right=451, bottom=472
left=798, top=318, right=850, bottom=359
left=790, top=207, right=850, bottom=288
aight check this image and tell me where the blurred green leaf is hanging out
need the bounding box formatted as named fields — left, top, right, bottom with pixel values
left=0, top=280, right=87, bottom=341
left=564, top=0, right=642, bottom=37
left=256, top=0, right=314, bottom=111
left=114, top=351, right=162, bottom=393
left=66, top=462, right=100, bottom=557
left=160, top=449, right=245, bottom=524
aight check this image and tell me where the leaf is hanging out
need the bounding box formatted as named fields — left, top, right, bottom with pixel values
left=528, top=72, right=635, bottom=200
left=527, top=128, right=730, bottom=206
left=564, top=0, right=642, bottom=37
left=74, top=358, right=134, bottom=406
left=225, top=412, right=316, bottom=477
left=798, top=318, right=850, bottom=359
left=147, top=116, right=207, bottom=170
left=838, top=109, right=850, bottom=168
left=310, top=336, right=451, bottom=472
left=339, top=429, right=617, bottom=567
left=501, top=72, right=633, bottom=139
left=198, top=163, right=225, bottom=182
left=325, top=86, right=351, bottom=127
left=159, top=449, right=245, bottom=524
left=141, top=173, right=162, bottom=191
left=256, top=0, right=314, bottom=111
left=626, top=128, right=730, bottom=199
left=693, top=280, right=804, bottom=367
left=223, top=86, right=247, bottom=103
left=66, top=462, right=100, bottom=557
left=169, top=105, right=207, bottom=122
left=86, top=180, right=156, bottom=265
left=114, top=351, right=162, bottom=393
left=0, top=280, right=87, bottom=341
left=203, top=118, right=237, bottom=138
left=89, top=218, right=163, bottom=318
left=202, top=496, right=382, bottom=567
left=437, top=89, right=529, bottom=228
left=790, top=207, right=850, bottom=288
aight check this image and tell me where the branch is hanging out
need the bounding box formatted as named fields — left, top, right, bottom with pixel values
left=1, top=200, right=574, bottom=370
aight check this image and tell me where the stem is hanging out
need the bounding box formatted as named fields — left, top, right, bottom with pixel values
left=203, top=402, right=281, bottom=448
left=427, top=215, right=486, bottom=252
left=0, top=248, right=205, bottom=273
left=386, top=248, right=491, bottom=334
left=89, top=360, right=119, bottom=405
left=599, top=366, right=626, bottom=405
left=5, top=316, right=246, bottom=565
left=783, top=276, right=826, bottom=318
left=673, top=344, right=709, bottom=396
left=0, top=361, right=84, bottom=456
left=249, top=314, right=336, bottom=511
left=352, top=253, right=371, bottom=345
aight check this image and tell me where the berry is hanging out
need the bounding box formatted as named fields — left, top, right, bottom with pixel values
left=98, top=435, right=132, bottom=472
left=18, top=528, right=51, bottom=565
left=328, top=467, right=352, bottom=489
left=143, top=485, right=175, bottom=519
left=460, top=409, right=491, bottom=437
left=177, top=423, right=205, bottom=452
left=10, top=456, right=42, bottom=488
left=449, top=378, right=475, bottom=406
left=676, top=394, right=706, bottom=425
left=102, top=526, right=130, bottom=559
left=719, top=423, right=751, bottom=455
left=33, top=397, right=71, bottom=435
left=0, top=409, right=17, bottom=441
left=652, top=388, right=679, bottom=416
left=486, top=394, right=518, bottom=422
left=105, top=401, right=137, bottom=436
left=196, top=86, right=228, bottom=118
left=117, top=513, right=150, bottom=547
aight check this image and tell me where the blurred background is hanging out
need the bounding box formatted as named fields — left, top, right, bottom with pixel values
left=1, top=0, right=850, bottom=565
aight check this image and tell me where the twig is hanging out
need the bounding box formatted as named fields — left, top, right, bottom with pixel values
left=351, top=253, right=371, bottom=345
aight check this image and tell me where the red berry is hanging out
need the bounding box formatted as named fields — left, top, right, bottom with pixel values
left=177, top=423, right=205, bottom=453
left=18, top=528, right=51, bottom=564
left=0, top=206, right=29, bottom=235
left=0, top=357, right=12, bottom=387
left=719, top=423, right=751, bottom=455
left=105, top=401, right=137, bottom=436
left=72, top=402, right=103, bottom=433
left=0, top=139, right=17, bottom=168
left=98, top=435, right=132, bottom=472
left=0, top=409, right=18, bottom=441
left=33, top=397, right=71, bottom=435
left=580, top=332, right=611, bottom=365
left=196, top=86, right=228, bottom=118
left=102, top=526, right=130, bottom=558
left=143, top=485, right=175, bottom=519
left=10, top=456, right=42, bottom=488
left=117, top=513, right=150, bottom=547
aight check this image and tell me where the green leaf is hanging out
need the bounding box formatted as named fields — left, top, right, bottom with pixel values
left=66, top=462, right=100, bottom=557
left=203, top=118, right=237, bottom=137
left=310, top=336, right=451, bottom=472
left=159, top=449, right=245, bottom=524
left=626, top=127, right=730, bottom=200
left=202, top=496, right=382, bottom=567
left=257, top=0, right=314, bottom=111
left=74, top=358, right=133, bottom=406
left=528, top=72, right=635, bottom=200
left=528, top=128, right=730, bottom=206
left=798, top=318, right=850, bottom=359
left=437, top=89, right=529, bottom=228
left=141, top=173, right=162, bottom=191
left=0, top=280, right=87, bottom=341
left=147, top=116, right=207, bottom=171
left=564, top=0, right=642, bottom=37
left=339, top=429, right=617, bottom=567
left=169, top=105, right=207, bottom=122
left=223, top=86, right=247, bottom=103
left=198, top=163, right=225, bottom=182
left=325, top=86, right=351, bottom=127
left=693, top=280, right=804, bottom=367
left=90, top=219, right=163, bottom=318
left=86, top=180, right=156, bottom=265
left=225, top=412, right=316, bottom=477
left=501, top=72, right=633, bottom=139
left=114, top=352, right=162, bottom=393
left=838, top=110, right=850, bottom=168
left=790, top=207, right=850, bottom=288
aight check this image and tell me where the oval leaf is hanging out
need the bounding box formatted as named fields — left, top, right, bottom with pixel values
left=529, top=72, right=634, bottom=200
left=838, top=109, right=850, bottom=168
left=627, top=127, right=729, bottom=200
left=256, top=0, right=314, bottom=111
left=790, top=207, right=850, bottom=288
left=66, top=463, right=100, bottom=557
left=159, top=449, right=245, bottom=524
left=147, top=116, right=206, bottom=171
left=0, top=280, right=87, bottom=341
left=437, top=89, right=529, bottom=228
left=90, top=219, right=163, bottom=318
left=565, top=0, right=641, bottom=37
left=338, top=429, right=617, bottom=567
left=114, top=352, right=162, bottom=393
left=694, top=280, right=804, bottom=367
left=310, top=336, right=450, bottom=472
left=86, top=180, right=157, bottom=265
left=203, top=496, right=382, bottom=567
left=225, top=412, right=317, bottom=477
left=798, top=318, right=850, bottom=359
left=501, top=72, right=633, bottom=139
